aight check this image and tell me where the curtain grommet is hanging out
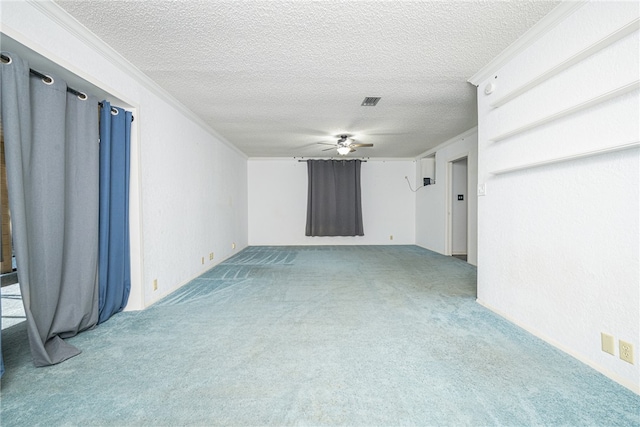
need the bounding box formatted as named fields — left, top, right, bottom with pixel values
left=77, top=92, right=88, bottom=101
left=42, top=75, right=54, bottom=85
left=0, top=54, right=11, bottom=64
left=111, top=107, right=119, bottom=116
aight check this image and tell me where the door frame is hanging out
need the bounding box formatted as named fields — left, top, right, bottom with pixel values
left=445, top=153, right=469, bottom=257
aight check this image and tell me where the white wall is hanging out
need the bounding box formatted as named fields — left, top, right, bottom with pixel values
left=471, top=1, right=639, bottom=393
left=248, top=159, right=416, bottom=245
left=415, top=128, right=478, bottom=265
left=1, top=1, right=249, bottom=308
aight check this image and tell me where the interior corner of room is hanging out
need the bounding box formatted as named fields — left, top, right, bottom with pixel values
left=1, top=0, right=638, bottom=423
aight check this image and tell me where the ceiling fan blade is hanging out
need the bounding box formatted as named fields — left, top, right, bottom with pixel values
left=322, top=147, right=336, bottom=151
left=350, top=147, right=357, bottom=152
left=351, top=143, right=373, bottom=148
left=316, top=142, right=337, bottom=146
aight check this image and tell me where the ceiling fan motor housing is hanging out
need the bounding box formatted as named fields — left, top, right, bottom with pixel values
left=338, top=135, right=350, bottom=145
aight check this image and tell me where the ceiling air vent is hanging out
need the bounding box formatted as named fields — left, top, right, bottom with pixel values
left=361, top=97, right=381, bottom=106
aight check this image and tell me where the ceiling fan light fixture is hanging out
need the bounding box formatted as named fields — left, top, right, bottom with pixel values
left=337, top=146, right=351, bottom=155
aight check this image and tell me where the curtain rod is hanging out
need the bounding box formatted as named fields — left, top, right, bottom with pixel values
left=1, top=53, right=134, bottom=122
left=1, top=53, right=87, bottom=99
left=98, top=102, right=134, bottom=122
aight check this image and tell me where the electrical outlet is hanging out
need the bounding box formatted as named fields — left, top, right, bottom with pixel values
left=601, top=333, right=615, bottom=355
left=201, top=257, right=204, bottom=265
left=389, top=235, right=393, bottom=240
left=209, top=252, right=214, bottom=261
left=153, top=279, right=158, bottom=291
left=619, top=340, right=634, bottom=364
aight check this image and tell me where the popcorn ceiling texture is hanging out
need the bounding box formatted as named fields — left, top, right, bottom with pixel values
left=56, top=0, right=559, bottom=157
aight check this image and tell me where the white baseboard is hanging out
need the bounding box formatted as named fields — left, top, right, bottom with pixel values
left=476, top=298, right=640, bottom=396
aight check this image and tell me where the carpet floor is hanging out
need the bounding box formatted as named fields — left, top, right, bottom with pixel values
left=1, top=245, right=638, bottom=426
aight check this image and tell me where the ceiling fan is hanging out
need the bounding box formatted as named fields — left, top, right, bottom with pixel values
left=318, top=134, right=374, bottom=156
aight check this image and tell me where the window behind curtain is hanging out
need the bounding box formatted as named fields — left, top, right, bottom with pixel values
left=306, top=159, right=364, bottom=237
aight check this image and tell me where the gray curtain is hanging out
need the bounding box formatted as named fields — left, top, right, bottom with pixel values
left=0, top=53, right=99, bottom=367
left=306, top=159, right=364, bottom=236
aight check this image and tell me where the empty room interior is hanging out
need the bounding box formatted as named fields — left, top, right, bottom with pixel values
left=0, top=0, right=639, bottom=425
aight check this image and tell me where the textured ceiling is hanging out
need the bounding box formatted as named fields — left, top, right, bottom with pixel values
left=55, top=0, right=560, bottom=158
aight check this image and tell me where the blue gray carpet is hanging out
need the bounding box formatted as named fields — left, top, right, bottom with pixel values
left=1, top=246, right=638, bottom=426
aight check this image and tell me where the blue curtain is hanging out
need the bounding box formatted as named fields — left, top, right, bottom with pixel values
left=98, top=101, right=131, bottom=324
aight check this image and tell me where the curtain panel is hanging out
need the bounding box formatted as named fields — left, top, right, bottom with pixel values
left=98, top=101, right=131, bottom=324
left=0, top=52, right=100, bottom=367
left=306, top=159, right=364, bottom=237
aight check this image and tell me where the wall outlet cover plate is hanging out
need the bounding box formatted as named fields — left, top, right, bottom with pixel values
left=601, top=333, right=615, bottom=355
left=619, top=340, right=635, bottom=364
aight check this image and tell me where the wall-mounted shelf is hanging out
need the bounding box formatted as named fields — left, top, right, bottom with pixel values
left=490, top=18, right=640, bottom=109
left=490, top=80, right=640, bottom=142
left=491, top=141, right=639, bottom=175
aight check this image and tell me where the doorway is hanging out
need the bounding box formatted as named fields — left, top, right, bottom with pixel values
left=448, top=157, right=468, bottom=260
left=1, top=120, right=26, bottom=330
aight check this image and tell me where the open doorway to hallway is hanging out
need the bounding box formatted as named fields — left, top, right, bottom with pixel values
left=448, top=156, right=468, bottom=261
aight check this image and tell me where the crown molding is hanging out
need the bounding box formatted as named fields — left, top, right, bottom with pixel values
left=468, top=0, right=588, bottom=86
left=416, top=127, right=478, bottom=159
left=25, top=0, right=247, bottom=159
